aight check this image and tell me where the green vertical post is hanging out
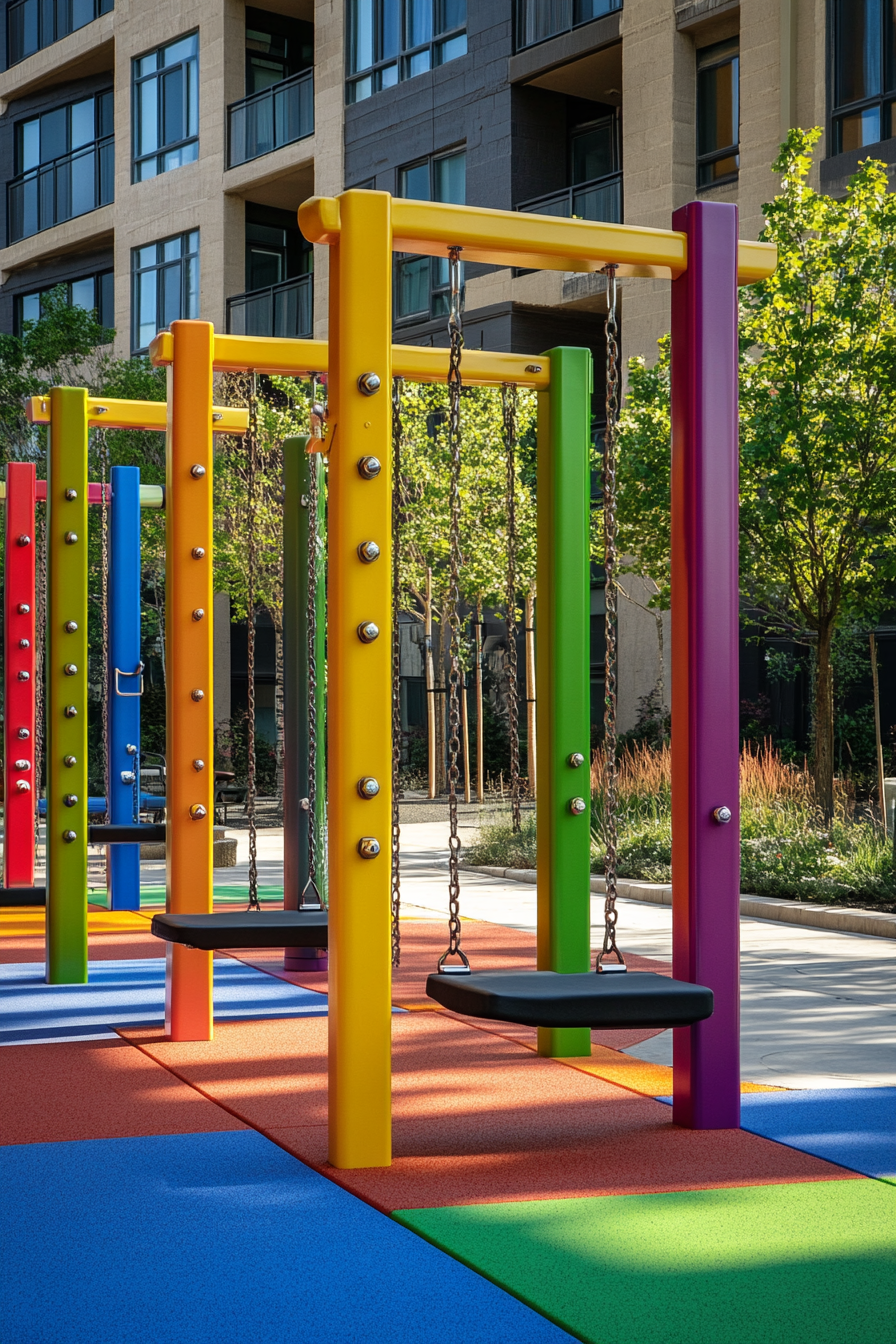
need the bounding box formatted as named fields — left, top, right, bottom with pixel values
left=313, top=450, right=327, bottom=902
left=283, top=437, right=326, bottom=907
left=535, top=347, right=593, bottom=1057
left=45, top=387, right=88, bottom=984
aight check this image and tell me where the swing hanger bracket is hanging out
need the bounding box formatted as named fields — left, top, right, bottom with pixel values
left=114, top=662, right=145, bottom=697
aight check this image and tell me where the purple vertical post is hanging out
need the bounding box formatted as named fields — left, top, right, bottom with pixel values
left=670, top=201, right=741, bottom=1130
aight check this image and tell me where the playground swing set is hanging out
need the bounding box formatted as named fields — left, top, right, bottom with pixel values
left=3, top=190, right=775, bottom=1172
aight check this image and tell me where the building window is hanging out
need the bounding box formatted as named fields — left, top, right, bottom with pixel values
left=132, top=230, right=199, bottom=352
left=347, top=0, right=466, bottom=104
left=515, top=0, right=621, bottom=53
left=246, top=7, right=312, bottom=95
left=395, top=149, right=465, bottom=322
left=696, top=38, right=739, bottom=188
left=8, top=90, right=113, bottom=243
left=133, top=33, right=199, bottom=182
left=7, top=0, right=113, bottom=69
left=830, top=0, right=896, bottom=154
left=15, top=270, right=114, bottom=336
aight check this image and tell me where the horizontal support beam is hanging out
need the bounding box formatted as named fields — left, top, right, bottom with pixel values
left=26, top=395, right=248, bottom=434
left=0, top=481, right=165, bottom=509
left=149, top=331, right=551, bottom=388
left=298, top=193, right=777, bottom=285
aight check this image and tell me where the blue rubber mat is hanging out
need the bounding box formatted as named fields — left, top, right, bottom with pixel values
left=657, top=1088, right=896, bottom=1180
left=0, top=1131, right=574, bottom=1344
left=0, top=958, right=329, bottom=1045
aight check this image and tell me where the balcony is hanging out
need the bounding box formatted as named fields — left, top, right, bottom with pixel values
left=7, top=135, right=113, bottom=244
left=6, top=0, right=112, bottom=67
left=226, top=274, right=312, bottom=340
left=228, top=69, right=313, bottom=170
left=515, top=0, right=621, bottom=52
left=518, top=171, right=622, bottom=224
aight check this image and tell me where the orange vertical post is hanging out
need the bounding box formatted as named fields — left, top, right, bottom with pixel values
left=165, top=321, right=215, bottom=1040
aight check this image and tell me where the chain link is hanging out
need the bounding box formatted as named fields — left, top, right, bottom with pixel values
left=98, top=427, right=110, bottom=824
left=390, top=376, right=403, bottom=966
left=438, top=246, right=470, bottom=974
left=598, top=264, right=625, bottom=970
left=502, top=385, right=522, bottom=834
left=246, top=374, right=260, bottom=911
left=300, top=373, right=322, bottom=910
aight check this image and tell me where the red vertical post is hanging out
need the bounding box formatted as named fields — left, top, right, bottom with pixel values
left=3, top=462, right=37, bottom=889
left=670, top=201, right=741, bottom=1129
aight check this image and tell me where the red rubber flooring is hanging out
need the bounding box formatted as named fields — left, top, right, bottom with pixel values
left=0, top=1038, right=246, bottom=1145
left=121, top=1012, right=859, bottom=1212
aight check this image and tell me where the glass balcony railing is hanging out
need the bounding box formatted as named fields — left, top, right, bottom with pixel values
left=517, top=171, right=622, bottom=225
left=226, top=274, right=312, bottom=340
left=6, top=0, right=112, bottom=67
left=515, top=0, right=621, bottom=52
left=7, top=135, right=114, bottom=244
left=228, top=69, right=313, bottom=169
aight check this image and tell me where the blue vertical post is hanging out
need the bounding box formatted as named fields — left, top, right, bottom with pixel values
left=108, top=466, right=142, bottom=911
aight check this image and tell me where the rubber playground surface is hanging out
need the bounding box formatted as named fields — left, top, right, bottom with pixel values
left=1, top=900, right=893, bottom=1343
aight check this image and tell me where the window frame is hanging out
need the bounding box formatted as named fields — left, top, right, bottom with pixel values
left=132, top=31, right=200, bottom=183
left=695, top=38, right=740, bottom=190
left=131, top=229, right=200, bottom=354
left=828, top=0, right=896, bottom=156
left=346, top=0, right=467, bottom=105
left=14, top=269, right=114, bottom=336
left=394, top=147, right=465, bottom=324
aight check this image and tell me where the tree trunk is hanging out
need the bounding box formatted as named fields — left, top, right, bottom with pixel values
left=424, top=571, right=436, bottom=799
left=525, top=592, right=536, bottom=798
left=813, top=621, right=836, bottom=823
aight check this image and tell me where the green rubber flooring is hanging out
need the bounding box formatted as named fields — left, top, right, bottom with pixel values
left=395, top=1178, right=896, bottom=1344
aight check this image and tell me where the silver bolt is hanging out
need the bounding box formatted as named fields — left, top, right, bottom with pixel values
left=17, top=603, right=30, bottom=614
left=569, top=797, right=587, bottom=815
left=358, top=836, right=380, bottom=859
left=193, top=759, right=205, bottom=772
left=63, top=830, right=77, bottom=843
left=192, top=547, right=205, bottom=559
left=190, top=804, right=207, bottom=820
left=357, top=371, right=382, bottom=396
left=192, top=608, right=205, bottom=621
left=17, top=728, right=30, bottom=740
left=64, top=705, right=77, bottom=717
left=568, top=752, right=585, bottom=769
left=19, top=638, right=30, bottom=649
left=16, top=534, right=31, bottom=546
left=357, top=456, right=381, bottom=479
left=14, top=759, right=30, bottom=770
left=191, top=689, right=204, bottom=701
left=63, top=794, right=78, bottom=807
left=15, top=780, right=31, bottom=793
left=64, top=755, right=76, bottom=767
left=65, top=488, right=78, bottom=501
left=358, top=777, right=380, bottom=799
left=64, top=663, right=78, bottom=676
left=64, top=531, right=78, bottom=545
left=190, top=464, right=206, bottom=478
left=713, top=806, right=733, bottom=824
left=212, top=412, right=222, bottom=422
left=121, top=771, right=136, bottom=785
left=126, top=744, right=137, bottom=755
left=524, top=364, right=543, bottom=373
left=17, top=671, right=30, bottom=682
left=357, top=621, right=379, bottom=644
left=65, top=621, right=78, bottom=633
left=357, top=540, right=381, bottom=563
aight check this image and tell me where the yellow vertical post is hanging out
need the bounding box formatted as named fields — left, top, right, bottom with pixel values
left=328, top=190, right=393, bottom=1168
left=165, top=320, right=215, bottom=1040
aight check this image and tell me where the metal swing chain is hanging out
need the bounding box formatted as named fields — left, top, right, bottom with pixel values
left=301, top=372, right=322, bottom=909
left=246, top=373, right=260, bottom=911
left=439, top=245, right=471, bottom=973
left=502, top=384, right=522, bottom=834
left=390, top=375, right=404, bottom=966
left=598, top=264, right=625, bottom=971
left=98, top=427, right=110, bottom=824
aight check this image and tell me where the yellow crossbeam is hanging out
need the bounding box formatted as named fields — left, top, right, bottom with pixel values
left=149, top=331, right=551, bottom=388
left=298, top=192, right=777, bottom=284
left=25, top=395, right=248, bottom=434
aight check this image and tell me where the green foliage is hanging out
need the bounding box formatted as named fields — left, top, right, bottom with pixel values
left=464, top=812, right=537, bottom=869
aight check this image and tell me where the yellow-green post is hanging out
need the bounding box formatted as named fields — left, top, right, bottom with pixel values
left=327, top=190, right=393, bottom=1168
left=45, top=387, right=89, bottom=983
left=535, top=348, right=593, bottom=1057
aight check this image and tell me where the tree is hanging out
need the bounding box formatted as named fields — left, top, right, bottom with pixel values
left=613, top=130, right=896, bottom=817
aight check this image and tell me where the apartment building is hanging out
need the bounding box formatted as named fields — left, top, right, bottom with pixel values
left=0, top=0, right=883, bottom=734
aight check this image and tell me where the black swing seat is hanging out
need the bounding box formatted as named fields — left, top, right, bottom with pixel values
left=150, top=909, right=329, bottom=951
left=426, top=970, right=713, bottom=1030
left=89, top=824, right=167, bottom=844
